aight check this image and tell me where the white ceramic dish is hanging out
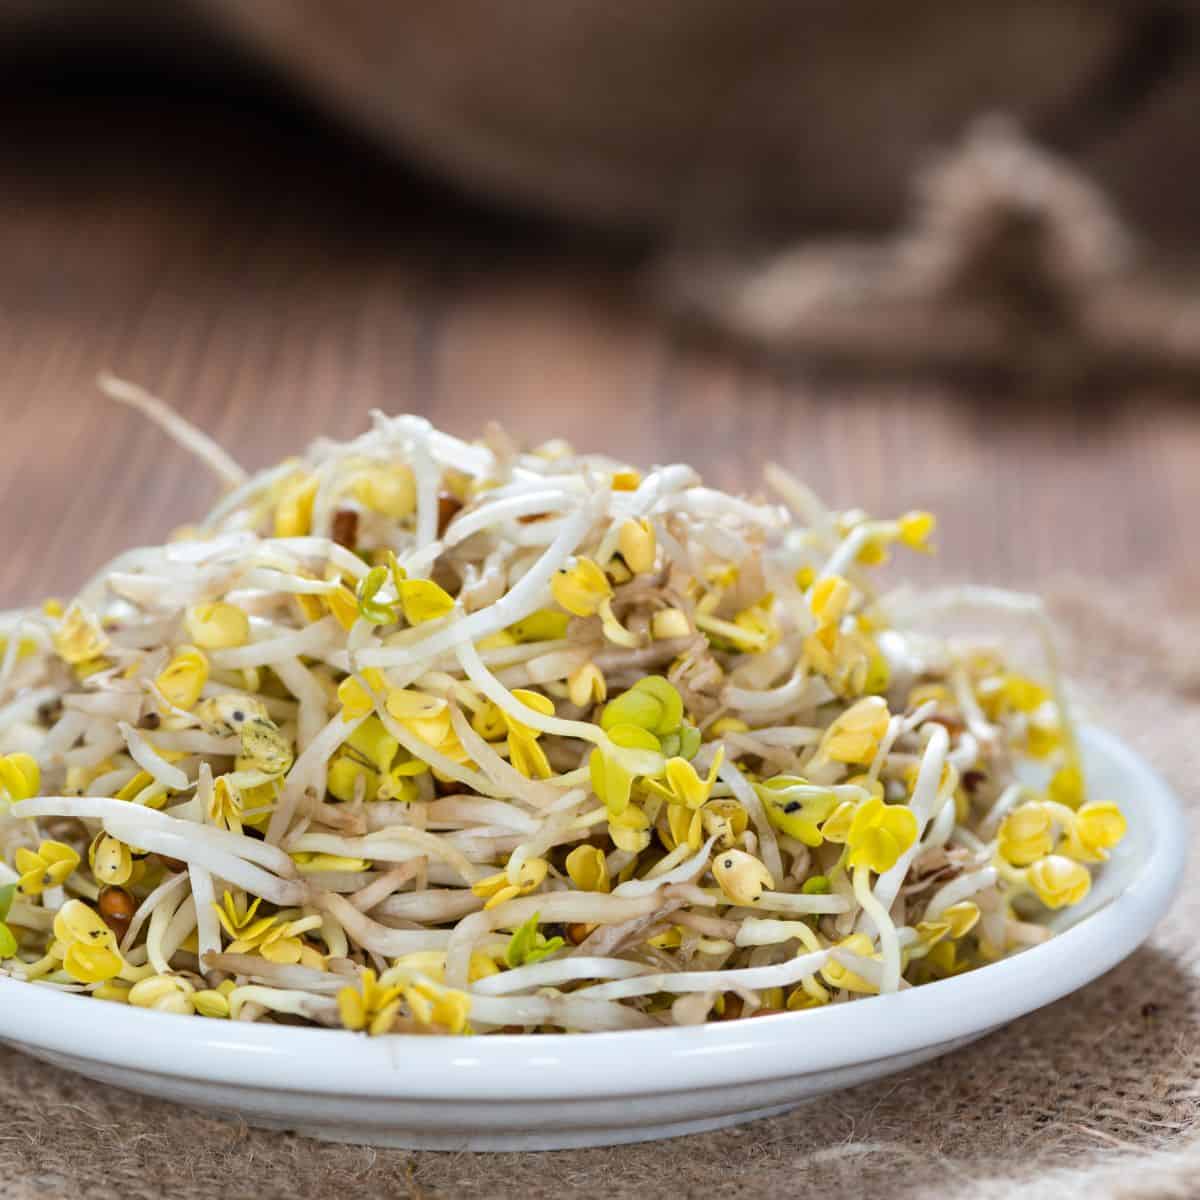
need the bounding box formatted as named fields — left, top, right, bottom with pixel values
left=0, top=725, right=1184, bottom=1151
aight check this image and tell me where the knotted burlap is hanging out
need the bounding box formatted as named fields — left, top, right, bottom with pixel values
left=0, top=580, right=1195, bottom=1200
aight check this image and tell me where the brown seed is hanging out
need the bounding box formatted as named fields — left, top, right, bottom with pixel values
left=718, top=993, right=744, bottom=1021
left=436, top=493, right=463, bottom=536
left=98, top=886, right=135, bottom=938
left=566, top=922, right=595, bottom=945
left=155, top=853, right=187, bottom=874
left=141, top=711, right=161, bottom=730
left=332, top=509, right=359, bottom=550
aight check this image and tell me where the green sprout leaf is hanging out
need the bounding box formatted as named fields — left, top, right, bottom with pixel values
left=355, top=566, right=398, bottom=626
left=504, top=911, right=565, bottom=969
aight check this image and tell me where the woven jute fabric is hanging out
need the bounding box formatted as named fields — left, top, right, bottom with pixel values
left=0, top=579, right=1195, bottom=1200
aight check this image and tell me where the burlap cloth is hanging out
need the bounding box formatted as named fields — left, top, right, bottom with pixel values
left=0, top=579, right=1196, bottom=1200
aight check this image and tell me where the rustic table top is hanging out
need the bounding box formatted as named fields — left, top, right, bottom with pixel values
left=1, top=73, right=1197, bottom=610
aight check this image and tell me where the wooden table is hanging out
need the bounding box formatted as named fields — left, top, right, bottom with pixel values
left=2, top=76, right=1198, bottom=610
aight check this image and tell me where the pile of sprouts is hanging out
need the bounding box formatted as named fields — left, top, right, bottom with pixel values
left=0, top=378, right=1126, bottom=1034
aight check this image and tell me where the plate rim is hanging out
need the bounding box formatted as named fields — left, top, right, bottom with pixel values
left=0, top=724, right=1186, bottom=1102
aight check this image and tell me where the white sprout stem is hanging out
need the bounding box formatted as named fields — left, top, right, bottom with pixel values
left=228, top=985, right=338, bottom=1024
left=158, top=896, right=198, bottom=972
left=99, top=372, right=248, bottom=489
left=446, top=705, right=560, bottom=810
left=735, top=918, right=823, bottom=950
left=471, top=956, right=654, bottom=996
left=575, top=947, right=830, bottom=1001
left=189, top=863, right=222, bottom=970
left=722, top=668, right=812, bottom=714
left=313, top=892, right=452, bottom=956
left=830, top=947, right=891, bottom=991
left=717, top=756, right=783, bottom=882
left=270, top=655, right=330, bottom=753
left=979, top=782, right=1026, bottom=838
left=143, top=730, right=241, bottom=759
left=613, top=837, right=716, bottom=897
left=266, top=713, right=362, bottom=845
left=117, top=723, right=190, bottom=791
left=12, top=796, right=297, bottom=877
left=0, top=616, right=29, bottom=701
left=817, top=523, right=874, bottom=581
left=371, top=890, right=483, bottom=923
left=468, top=993, right=656, bottom=1031
left=925, top=867, right=999, bottom=920
left=205, top=954, right=346, bottom=992
left=355, top=500, right=596, bottom=671
left=854, top=865, right=901, bottom=994
left=750, top=892, right=852, bottom=916
left=454, top=639, right=604, bottom=745
left=287, top=830, right=484, bottom=885
left=444, top=490, right=578, bottom=546
left=119, top=872, right=189, bottom=955
left=146, top=883, right=183, bottom=975
left=921, top=794, right=957, bottom=852
left=209, top=618, right=339, bottom=670
left=952, top=663, right=996, bottom=748
left=375, top=704, right=503, bottom=798
left=859, top=722, right=950, bottom=937
left=445, top=892, right=665, bottom=989
left=102, top=816, right=307, bottom=908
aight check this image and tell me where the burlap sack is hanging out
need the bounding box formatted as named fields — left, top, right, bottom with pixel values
left=0, top=580, right=1195, bottom=1200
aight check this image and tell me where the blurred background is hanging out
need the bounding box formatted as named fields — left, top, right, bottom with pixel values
left=1, top=0, right=1198, bottom=608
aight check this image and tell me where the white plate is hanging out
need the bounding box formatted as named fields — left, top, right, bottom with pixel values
left=0, top=726, right=1185, bottom=1151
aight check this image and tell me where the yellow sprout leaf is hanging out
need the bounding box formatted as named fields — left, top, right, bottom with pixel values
left=352, top=464, right=417, bottom=519
left=712, top=849, right=774, bottom=906
left=650, top=608, right=692, bottom=640
left=184, top=602, right=250, bottom=650
left=337, top=669, right=389, bottom=721
left=565, top=845, right=611, bottom=893
left=617, top=518, right=657, bottom=575
left=274, top=473, right=318, bottom=538
left=16, top=840, right=81, bottom=896
left=52, top=605, right=109, bottom=666
left=845, top=797, right=918, bottom=874
left=758, top=776, right=840, bottom=846
left=398, top=579, right=455, bottom=625
left=156, top=646, right=210, bottom=711
left=64, top=943, right=124, bottom=985
left=809, top=575, right=852, bottom=625
left=820, top=933, right=880, bottom=994
left=567, top=662, right=607, bottom=709
left=0, top=753, right=40, bottom=805
left=818, top=696, right=891, bottom=765
left=1048, top=764, right=1085, bottom=810
left=550, top=557, right=612, bottom=618
left=608, top=804, right=652, bottom=854
left=472, top=857, right=549, bottom=910
left=998, top=801, right=1054, bottom=867
left=1064, top=801, right=1127, bottom=863
left=1027, top=855, right=1091, bottom=909
left=129, top=974, right=196, bottom=1015
left=89, top=834, right=133, bottom=887
left=897, top=510, right=936, bottom=551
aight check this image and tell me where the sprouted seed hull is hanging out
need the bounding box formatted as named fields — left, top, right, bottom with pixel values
left=0, top=387, right=1126, bottom=1035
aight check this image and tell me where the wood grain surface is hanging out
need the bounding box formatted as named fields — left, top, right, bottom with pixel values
left=1, top=73, right=1198, bottom=609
